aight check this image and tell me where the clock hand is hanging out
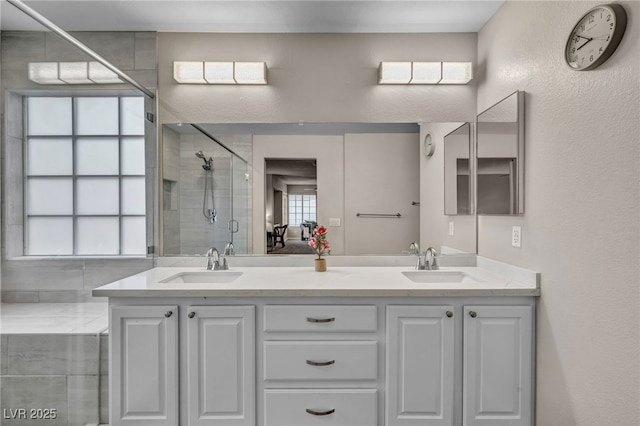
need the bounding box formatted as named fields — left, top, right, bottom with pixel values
left=576, top=37, right=593, bottom=50
left=575, top=34, right=592, bottom=41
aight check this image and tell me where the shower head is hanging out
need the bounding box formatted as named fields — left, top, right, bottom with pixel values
left=195, top=151, right=213, bottom=171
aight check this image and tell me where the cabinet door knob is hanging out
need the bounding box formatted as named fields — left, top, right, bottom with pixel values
left=306, top=317, right=335, bottom=323
left=306, top=359, right=335, bottom=367
left=306, top=408, right=335, bottom=416
left=188, top=312, right=196, bottom=319
left=164, top=311, right=173, bottom=318
left=446, top=311, right=454, bottom=318
left=469, top=311, right=477, bottom=318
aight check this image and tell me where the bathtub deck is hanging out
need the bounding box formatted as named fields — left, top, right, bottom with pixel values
left=0, top=302, right=108, bottom=334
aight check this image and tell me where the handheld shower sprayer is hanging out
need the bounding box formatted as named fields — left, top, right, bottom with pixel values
left=195, top=151, right=213, bottom=171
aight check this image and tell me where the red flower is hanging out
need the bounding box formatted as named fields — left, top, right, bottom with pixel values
left=316, top=225, right=327, bottom=235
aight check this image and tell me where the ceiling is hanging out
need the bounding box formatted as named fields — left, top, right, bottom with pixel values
left=1, top=0, right=504, bottom=33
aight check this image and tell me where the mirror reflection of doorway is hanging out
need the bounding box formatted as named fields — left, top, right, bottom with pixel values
left=265, top=158, right=317, bottom=254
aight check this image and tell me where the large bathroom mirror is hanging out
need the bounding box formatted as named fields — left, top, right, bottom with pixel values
left=444, top=122, right=473, bottom=215
left=476, top=90, right=525, bottom=215
left=160, top=122, right=424, bottom=256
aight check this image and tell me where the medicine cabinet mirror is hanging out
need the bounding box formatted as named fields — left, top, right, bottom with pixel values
left=444, top=122, right=473, bottom=215
left=476, top=90, right=525, bottom=215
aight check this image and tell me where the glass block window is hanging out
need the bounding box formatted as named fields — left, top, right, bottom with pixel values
left=288, top=194, right=316, bottom=226
left=25, top=96, right=146, bottom=256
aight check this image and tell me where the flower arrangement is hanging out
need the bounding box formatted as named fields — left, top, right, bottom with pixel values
left=308, top=225, right=330, bottom=260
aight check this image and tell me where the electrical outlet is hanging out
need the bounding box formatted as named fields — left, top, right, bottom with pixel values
left=329, top=218, right=341, bottom=227
left=512, top=226, right=522, bottom=248
left=449, top=221, right=455, bottom=236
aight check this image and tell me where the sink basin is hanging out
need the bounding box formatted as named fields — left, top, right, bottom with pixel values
left=160, top=271, right=243, bottom=284
left=401, top=270, right=481, bottom=284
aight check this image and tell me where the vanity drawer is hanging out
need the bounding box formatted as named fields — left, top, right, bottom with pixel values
left=264, top=389, right=377, bottom=426
left=264, top=341, right=377, bottom=381
left=264, top=305, right=377, bottom=332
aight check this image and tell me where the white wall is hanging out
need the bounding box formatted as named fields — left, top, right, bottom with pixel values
left=478, top=2, right=639, bottom=425
left=157, top=32, right=477, bottom=124
left=420, top=122, right=477, bottom=253
left=344, top=133, right=420, bottom=254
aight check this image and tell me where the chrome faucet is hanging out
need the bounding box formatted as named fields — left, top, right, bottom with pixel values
left=416, top=247, right=439, bottom=270
left=224, top=242, right=235, bottom=256
left=205, top=247, right=220, bottom=270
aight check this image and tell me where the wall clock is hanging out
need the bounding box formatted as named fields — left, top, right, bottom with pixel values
left=424, top=133, right=435, bottom=158
left=565, top=4, right=627, bottom=71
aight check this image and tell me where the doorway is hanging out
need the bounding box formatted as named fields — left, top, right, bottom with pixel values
left=265, top=158, right=317, bottom=254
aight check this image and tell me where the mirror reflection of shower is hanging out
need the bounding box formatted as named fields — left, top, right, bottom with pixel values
left=196, top=151, right=217, bottom=223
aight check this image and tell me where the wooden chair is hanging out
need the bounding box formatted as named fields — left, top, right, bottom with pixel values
left=273, top=224, right=288, bottom=248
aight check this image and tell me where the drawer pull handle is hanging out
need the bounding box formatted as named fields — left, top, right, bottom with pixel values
left=306, top=359, right=336, bottom=366
left=306, top=408, right=335, bottom=416
left=306, top=317, right=335, bottom=323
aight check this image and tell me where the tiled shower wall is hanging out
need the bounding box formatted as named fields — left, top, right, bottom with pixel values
left=162, top=128, right=252, bottom=256
left=1, top=31, right=158, bottom=302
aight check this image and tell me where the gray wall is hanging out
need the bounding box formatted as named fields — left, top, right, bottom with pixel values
left=1, top=31, right=158, bottom=302
left=477, top=1, right=639, bottom=424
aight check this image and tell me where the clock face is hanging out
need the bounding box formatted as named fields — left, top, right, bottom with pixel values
left=565, top=4, right=627, bottom=71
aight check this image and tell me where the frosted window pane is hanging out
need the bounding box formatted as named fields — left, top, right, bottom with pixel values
left=121, top=137, right=145, bottom=175
left=76, top=137, right=119, bottom=175
left=122, top=177, right=146, bottom=215
left=122, top=217, right=146, bottom=255
left=27, top=217, right=73, bottom=255
left=28, top=138, right=73, bottom=175
left=28, top=97, right=72, bottom=136
left=121, top=97, right=145, bottom=135
left=77, top=217, right=119, bottom=255
left=76, top=97, right=119, bottom=135
left=27, top=178, right=73, bottom=215
left=77, top=178, right=119, bottom=214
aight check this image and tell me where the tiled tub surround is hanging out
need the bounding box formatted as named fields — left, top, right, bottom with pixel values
left=0, top=303, right=109, bottom=426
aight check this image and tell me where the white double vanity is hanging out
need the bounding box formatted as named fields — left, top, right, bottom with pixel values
left=94, top=255, right=539, bottom=426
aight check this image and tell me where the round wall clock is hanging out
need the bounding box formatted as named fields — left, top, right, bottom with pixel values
left=565, top=4, right=627, bottom=71
left=424, top=133, right=435, bottom=158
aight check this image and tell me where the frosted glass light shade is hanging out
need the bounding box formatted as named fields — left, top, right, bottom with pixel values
left=410, top=62, right=442, bottom=84
left=378, top=62, right=412, bottom=84
left=204, top=62, right=235, bottom=84
left=88, top=62, right=122, bottom=84
left=173, top=61, right=206, bottom=84
left=234, top=62, right=268, bottom=84
left=28, top=62, right=64, bottom=84
left=59, top=62, right=93, bottom=84
left=440, top=62, right=473, bottom=84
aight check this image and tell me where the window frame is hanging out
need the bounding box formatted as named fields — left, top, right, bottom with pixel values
left=287, top=193, right=317, bottom=226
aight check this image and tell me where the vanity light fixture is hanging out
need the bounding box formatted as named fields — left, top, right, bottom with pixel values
left=378, top=61, right=473, bottom=85
left=173, top=61, right=268, bottom=85
left=28, top=61, right=123, bottom=84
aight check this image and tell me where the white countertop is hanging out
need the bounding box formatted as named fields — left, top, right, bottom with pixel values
left=92, top=259, right=540, bottom=298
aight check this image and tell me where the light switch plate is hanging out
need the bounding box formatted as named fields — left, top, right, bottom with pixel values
left=329, top=218, right=341, bottom=227
left=448, top=221, right=455, bottom=236
left=512, top=226, right=522, bottom=248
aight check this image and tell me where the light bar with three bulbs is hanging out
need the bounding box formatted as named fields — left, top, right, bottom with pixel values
left=173, top=61, right=268, bottom=85
left=378, top=61, right=473, bottom=85
left=28, top=61, right=123, bottom=84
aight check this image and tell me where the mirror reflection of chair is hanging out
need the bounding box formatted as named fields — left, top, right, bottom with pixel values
left=273, top=224, right=288, bottom=248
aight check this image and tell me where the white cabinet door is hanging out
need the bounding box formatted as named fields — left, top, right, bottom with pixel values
left=187, top=306, right=255, bottom=426
left=110, top=305, right=179, bottom=426
left=386, top=305, right=455, bottom=426
left=463, top=306, right=533, bottom=426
